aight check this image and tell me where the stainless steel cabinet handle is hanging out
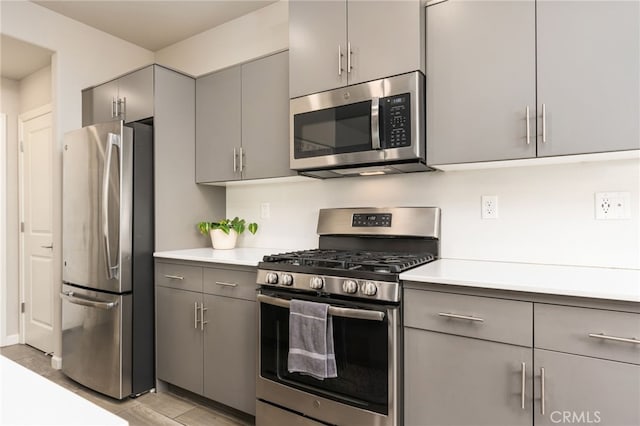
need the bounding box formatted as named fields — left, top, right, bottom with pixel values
left=233, top=147, right=237, bottom=172
left=60, top=291, right=117, bottom=310
left=588, top=333, right=640, bottom=345
left=215, top=281, right=237, bottom=287
left=371, top=97, right=381, bottom=150
left=120, top=97, right=126, bottom=119
left=164, top=274, right=184, bottom=280
left=102, top=132, right=121, bottom=280
left=525, top=106, right=531, bottom=145
left=438, top=312, right=484, bottom=322
left=540, top=367, right=546, bottom=415
left=112, top=97, right=117, bottom=118
left=194, top=302, right=199, bottom=329
left=541, top=103, right=547, bottom=143
left=257, top=294, right=385, bottom=321
left=239, top=147, right=244, bottom=172
left=338, top=45, right=343, bottom=76
left=200, top=303, right=208, bottom=331
left=521, top=362, right=526, bottom=410
left=347, top=41, right=352, bottom=72
left=41, top=244, right=53, bottom=249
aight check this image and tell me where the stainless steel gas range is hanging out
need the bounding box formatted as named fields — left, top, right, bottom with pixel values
left=255, top=207, right=441, bottom=426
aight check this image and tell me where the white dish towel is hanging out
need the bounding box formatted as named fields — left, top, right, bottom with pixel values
left=287, top=299, right=337, bottom=380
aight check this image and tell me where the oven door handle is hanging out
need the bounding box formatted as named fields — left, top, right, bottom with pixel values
left=257, top=294, right=385, bottom=322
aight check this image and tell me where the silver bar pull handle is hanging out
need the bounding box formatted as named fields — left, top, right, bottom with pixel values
left=347, top=41, right=352, bottom=73
left=338, top=45, right=343, bottom=76
left=112, top=97, right=117, bottom=118
left=200, top=303, right=208, bottom=331
left=257, top=294, right=385, bottom=322
left=542, top=103, right=547, bottom=143
left=215, top=281, right=237, bottom=287
left=521, top=362, right=526, bottom=410
left=438, top=312, right=485, bottom=322
left=239, top=147, right=244, bottom=172
left=194, top=302, right=199, bottom=329
left=60, top=291, right=117, bottom=310
left=102, top=133, right=121, bottom=280
left=526, top=106, right=531, bottom=145
left=540, top=367, right=546, bottom=415
left=233, top=147, right=237, bottom=172
left=164, top=274, right=184, bottom=280
left=588, top=333, right=640, bottom=345
left=41, top=244, right=53, bottom=249
left=120, top=97, right=126, bottom=119
left=371, top=97, right=381, bottom=150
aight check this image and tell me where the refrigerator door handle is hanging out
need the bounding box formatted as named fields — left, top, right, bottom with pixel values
left=102, top=132, right=121, bottom=280
left=60, top=291, right=118, bottom=310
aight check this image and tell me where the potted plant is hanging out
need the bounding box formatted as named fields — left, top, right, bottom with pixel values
left=197, top=217, right=258, bottom=250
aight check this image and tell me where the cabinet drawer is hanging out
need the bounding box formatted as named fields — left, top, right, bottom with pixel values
left=155, top=262, right=203, bottom=292
left=535, top=304, right=640, bottom=365
left=203, top=268, right=257, bottom=301
left=404, top=289, right=533, bottom=347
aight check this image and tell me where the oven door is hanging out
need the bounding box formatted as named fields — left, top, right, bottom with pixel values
left=257, top=289, right=400, bottom=426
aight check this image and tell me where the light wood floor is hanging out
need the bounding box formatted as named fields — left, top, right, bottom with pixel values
left=0, top=344, right=254, bottom=426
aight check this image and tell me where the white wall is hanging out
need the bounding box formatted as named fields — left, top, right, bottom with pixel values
left=19, top=65, right=51, bottom=113
left=155, top=0, right=288, bottom=76
left=0, top=0, right=153, bottom=359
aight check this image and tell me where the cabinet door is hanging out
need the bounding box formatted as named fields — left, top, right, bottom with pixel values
left=241, top=51, right=295, bottom=180
left=118, top=65, right=154, bottom=123
left=405, top=328, right=532, bottom=426
left=289, top=0, right=347, bottom=98
left=536, top=1, right=640, bottom=156
left=347, top=0, right=423, bottom=86
left=425, top=0, right=536, bottom=165
left=81, top=80, right=118, bottom=127
left=534, top=349, right=640, bottom=426
left=203, top=294, right=256, bottom=415
left=156, top=286, right=203, bottom=395
left=195, top=66, right=241, bottom=183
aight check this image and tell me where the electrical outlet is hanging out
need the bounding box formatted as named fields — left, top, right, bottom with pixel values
left=260, top=202, right=271, bottom=219
left=595, top=192, right=630, bottom=220
left=481, top=195, right=499, bottom=219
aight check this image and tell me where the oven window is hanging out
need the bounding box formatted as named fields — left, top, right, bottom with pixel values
left=260, top=296, right=389, bottom=415
left=293, top=101, right=372, bottom=159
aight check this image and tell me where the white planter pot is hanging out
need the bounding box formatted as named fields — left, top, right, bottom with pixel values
left=210, top=229, right=238, bottom=250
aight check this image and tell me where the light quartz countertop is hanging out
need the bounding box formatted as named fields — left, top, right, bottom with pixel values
left=400, top=259, right=640, bottom=303
left=0, top=355, right=128, bottom=425
left=153, top=247, right=293, bottom=267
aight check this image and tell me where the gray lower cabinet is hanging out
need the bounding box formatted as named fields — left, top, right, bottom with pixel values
left=196, top=51, right=292, bottom=184
left=155, top=261, right=257, bottom=415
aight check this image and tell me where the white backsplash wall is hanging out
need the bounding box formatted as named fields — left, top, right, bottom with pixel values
left=228, top=159, right=640, bottom=269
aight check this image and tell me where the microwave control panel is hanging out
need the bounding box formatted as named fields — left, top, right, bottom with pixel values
left=382, top=93, right=411, bottom=149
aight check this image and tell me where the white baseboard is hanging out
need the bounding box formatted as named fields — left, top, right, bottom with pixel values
left=0, top=334, right=19, bottom=347
left=51, top=355, right=62, bottom=370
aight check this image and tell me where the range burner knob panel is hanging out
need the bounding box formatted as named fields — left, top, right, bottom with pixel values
left=310, top=276, right=324, bottom=290
left=362, top=281, right=378, bottom=296
left=265, top=272, right=279, bottom=284
left=342, top=280, right=358, bottom=294
left=281, top=273, right=294, bottom=286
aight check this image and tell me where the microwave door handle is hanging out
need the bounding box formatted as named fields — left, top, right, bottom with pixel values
left=371, top=97, right=381, bottom=150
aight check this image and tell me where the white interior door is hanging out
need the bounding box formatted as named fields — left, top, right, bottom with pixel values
left=20, top=110, right=54, bottom=354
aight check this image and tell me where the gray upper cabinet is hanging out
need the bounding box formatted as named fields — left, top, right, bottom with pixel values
left=427, top=0, right=640, bottom=166
left=425, top=0, right=536, bottom=165
left=289, top=0, right=424, bottom=99
left=196, top=65, right=242, bottom=183
left=196, top=51, right=292, bottom=184
left=536, top=1, right=640, bottom=156
left=82, top=65, right=154, bottom=127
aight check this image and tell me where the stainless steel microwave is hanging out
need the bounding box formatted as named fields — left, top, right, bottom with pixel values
left=290, top=71, right=428, bottom=178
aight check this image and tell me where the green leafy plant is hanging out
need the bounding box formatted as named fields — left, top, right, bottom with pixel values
left=197, top=217, right=258, bottom=236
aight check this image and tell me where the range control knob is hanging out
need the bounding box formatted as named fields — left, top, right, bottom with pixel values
left=281, top=273, right=294, bottom=286
left=310, top=276, right=324, bottom=290
left=265, top=272, right=279, bottom=284
left=342, top=280, right=358, bottom=294
left=362, top=281, right=378, bottom=296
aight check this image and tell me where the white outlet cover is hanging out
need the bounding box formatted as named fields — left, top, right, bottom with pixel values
left=481, top=195, right=499, bottom=219
left=260, top=202, right=270, bottom=219
left=595, top=192, right=631, bottom=220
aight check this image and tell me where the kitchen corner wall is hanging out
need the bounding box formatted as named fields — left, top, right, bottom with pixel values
left=228, top=159, right=640, bottom=270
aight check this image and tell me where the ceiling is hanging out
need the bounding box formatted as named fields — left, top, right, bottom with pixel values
left=31, top=0, right=277, bottom=51
left=1, top=35, right=53, bottom=80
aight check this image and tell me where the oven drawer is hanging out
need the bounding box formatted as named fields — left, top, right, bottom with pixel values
left=535, top=303, right=640, bottom=364
left=156, top=262, right=203, bottom=292
left=256, top=401, right=326, bottom=426
left=203, top=268, right=257, bottom=301
left=404, top=289, right=533, bottom=347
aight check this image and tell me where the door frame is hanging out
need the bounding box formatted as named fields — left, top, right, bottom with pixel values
left=0, top=113, right=10, bottom=346
left=17, top=104, right=53, bottom=350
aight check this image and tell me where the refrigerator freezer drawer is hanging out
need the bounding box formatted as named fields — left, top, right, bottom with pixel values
left=61, top=284, right=132, bottom=399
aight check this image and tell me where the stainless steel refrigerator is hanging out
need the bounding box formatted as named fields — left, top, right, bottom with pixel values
left=61, top=120, right=154, bottom=399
